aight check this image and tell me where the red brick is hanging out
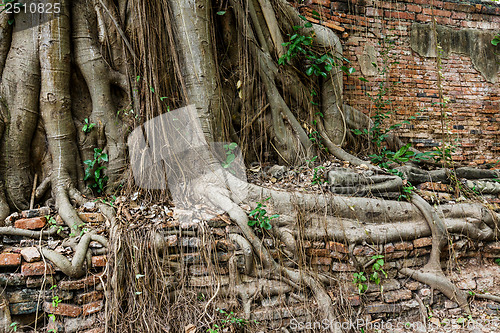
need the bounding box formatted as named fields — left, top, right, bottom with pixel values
left=366, top=7, right=383, bottom=17
left=43, top=302, right=82, bottom=317
left=91, top=255, right=107, bottom=268
left=82, top=300, right=103, bottom=316
left=422, top=7, right=452, bottom=17
left=311, top=0, right=330, bottom=6
left=416, top=14, right=432, bottom=22
left=384, top=243, right=395, bottom=254
left=451, top=11, right=467, bottom=20
left=14, top=217, right=46, bottom=230
left=348, top=295, right=361, bottom=306
left=413, top=237, right=433, bottom=248
left=311, top=256, right=332, bottom=266
left=331, top=262, right=356, bottom=272
left=75, top=291, right=104, bottom=305
left=0, top=253, right=21, bottom=267
left=59, top=273, right=106, bottom=290
left=21, top=261, right=55, bottom=276
left=327, top=241, right=348, bottom=253
left=384, top=289, right=413, bottom=303
left=384, top=10, right=415, bottom=20
left=78, top=213, right=105, bottom=224
left=394, top=242, right=413, bottom=251
left=322, top=21, right=345, bottom=32
left=353, top=246, right=365, bottom=256
left=406, top=4, right=422, bottom=13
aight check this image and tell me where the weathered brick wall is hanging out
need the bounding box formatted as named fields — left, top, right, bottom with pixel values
left=1, top=208, right=106, bottom=333
left=2, top=203, right=500, bottom=331
left=297, top=0, right=500, bottom=165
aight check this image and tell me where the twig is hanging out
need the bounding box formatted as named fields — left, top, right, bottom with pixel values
left=30, top=173, right=38, bottom=210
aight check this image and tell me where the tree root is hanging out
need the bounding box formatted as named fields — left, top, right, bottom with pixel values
left=195, top=171, right=341, bottom=333
left=400, top=193, right=470, bottom=314
left=73, top=0, right=128, bottom=189
left=0, top=226, right=59, bottom=238
left=39, top=232, right=108, bottom=278
left=474, top=293, right=500, bottom=303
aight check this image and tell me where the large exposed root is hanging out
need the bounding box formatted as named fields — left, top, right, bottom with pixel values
left=40, top=233, right=108, bottom=278
left=72, top=0, right=128, bottom=188
left=39, top=0, right=87, bottom=233
left=401, top=194, right=470, bottom=313
left=1, top=11, right=40, bottom=210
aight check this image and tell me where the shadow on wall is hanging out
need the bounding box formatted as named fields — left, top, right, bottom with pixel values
left=127, top=105, right=248, bottom=220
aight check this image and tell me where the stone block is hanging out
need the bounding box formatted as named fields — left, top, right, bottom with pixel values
left=20, top=247, right=41, bottom=263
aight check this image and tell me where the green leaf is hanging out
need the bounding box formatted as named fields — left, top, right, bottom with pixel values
left=492, top=36, right=500, bottom=46
left=216, top=11, right=226, bottom=15
left=304, top=22, right=312, bottom=28
left=228, top=142, right=237, bottom=150
left=359, top=77, right=369, bottom=82
left=305, top=66, right=314, bottom=76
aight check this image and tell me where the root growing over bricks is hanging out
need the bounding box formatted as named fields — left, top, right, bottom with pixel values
left=0, top=0, right=500, bottom=332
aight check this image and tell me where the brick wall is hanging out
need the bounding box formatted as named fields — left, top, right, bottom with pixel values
left=1, top=208, right=105, bottom=333
left=297, top=0, right=500, bottom=165
left=2, top=204, right=500, bottom=331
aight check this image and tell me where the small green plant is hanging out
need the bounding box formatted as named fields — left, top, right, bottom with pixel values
left=83, top=148, right=108, bottom=194
left=9, top=322, right=17, bottom=332
left=399, top=181, right=416, bottom=201
left=248, top=198, right=279, bottom=230
left=305, top=155, right=318, bottom=168
left=82, top=118, right=95, bottom=133
left=222, top=142, right=237, bottom=174
left=279, top=15, right=355, bottom=78
left=493, top=34, right=500, bottom=46
left=48, top=314, right=57, bottom=332
left=51, top=296, right=61, bottom=308
left=369, top=254, right=387, bottom=285
left=46, top=215, right=64, bottom=234
left=69, top=222, right=87, bottom=237
left=495, top=258, right=500, bottom=266
left=353, top=272, right=367, bottom=294
left=353, top=255, right=387, bottom=294
left=432, top=141, right=456, bottom=167
left=311, top=166, right=326, bottom=185
left=207, top=308, right=253, bottom=333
